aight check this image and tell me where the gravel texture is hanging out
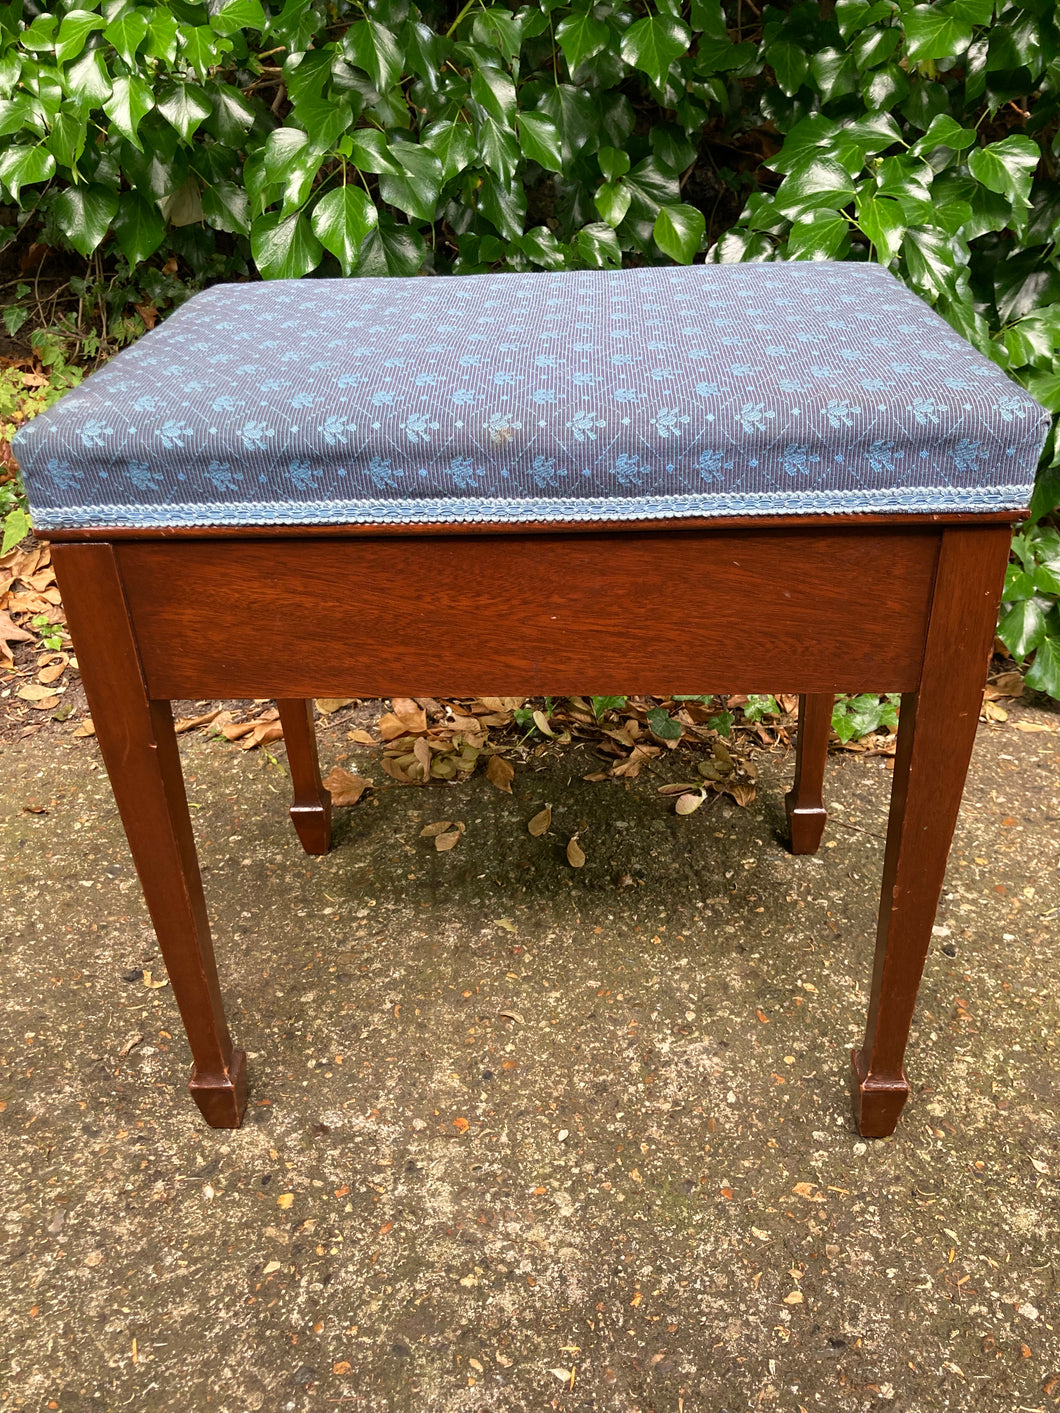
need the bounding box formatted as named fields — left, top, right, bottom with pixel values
left=1, top=705, right=1058, bottom=1412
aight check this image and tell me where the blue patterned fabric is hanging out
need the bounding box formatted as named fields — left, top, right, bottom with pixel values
left=14, top=262, right=1049, bottom=530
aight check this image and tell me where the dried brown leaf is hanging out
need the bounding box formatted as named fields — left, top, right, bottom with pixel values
left=381, top=755, right=413, bottom=783
left=413, top=736, right=432, bottom=780
left=477, top=697, right=525, bottom=712
left=174, top=708, right=221, bottom=734
left=36, top=660, right=66, bottom=685
left=675, top=791, right=706, bottom=815
left=434, top=829, right=462, bottom=852
left=0, top=609, right=32, bottom=662
left=347, top=728, right=376, bottom=745
left=532, top=709, right=555, bottom=737
left=321, top=767, right=372, bottom=806
left=987, top=671, right=1024, bottom=699
left=528, top=805, right=552, bottom=837
left=486, top=753, right=515, bottom=793
left=315, top=697, right=354, bottom=714
left=420, top=819, right=465, bottom=837
left=73, top=718, right=95, bottom=738
left=566, top=836, right=585, bottom=868
left=241, top=721, right=284, bottom=749
left=17, top=681, right=63, bottom=702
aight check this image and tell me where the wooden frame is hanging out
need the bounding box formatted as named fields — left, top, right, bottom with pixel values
left=48, top=514, right=1014, bottom=1137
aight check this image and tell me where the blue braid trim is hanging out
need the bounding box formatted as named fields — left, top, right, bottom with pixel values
left=28, top=482, right=1034, bottom=531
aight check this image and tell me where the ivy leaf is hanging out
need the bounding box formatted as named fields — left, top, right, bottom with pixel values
left=1028, top=460, right=1060, bottom=527
left=343, top=19, right=404, bottom=94
left=598, top=146, right=631, bottom=181
left=766, top=39, right=809, bottom=97
left=536, top=85, right=600, bottom=166
left=112, top=190, right=166, bottom=264
left=144, top=8, right=179, bottom=63
left=178, top=26, right=229, bottom=83
left=470, top=66, right=516, bottom=127
left=835, top=0, right=894, bottom=40
left=912, top=114, right=977, bottom=154
left=997, top=597, right=1046, bottom=658
left=157, top=82, right=212, bottom=142
left=52, top=183, right=119, bottom=256
left=517, top=112, right=562, bottom=173
left=1024, top=371, right=1060, bottom=413
left=64, top=48, right=112, bottom=106
left=811, top=47, right=856, bottom=102
left=47, top=111, right=88, bottom=170
left=572, top=221, right=622, bottom=268
left=653, top=202, right=705, bottom=263
left=855, top=193, right=905, bottom=262
left=0, top=144, right=55, bottom=201
left=477, top=170, right=526, bottom=240
left=476, top=117, right=520, bottom=184
left=205, top=80, right=257, bottom=147
left=263, top=126, right=323, bottom=210
left=55, top=10, right=105, bottom=65
left=786, top=209, right=851, bottom=261
left=211, top=0, right=267, bottom=36
left=378, top=143, right=443, bottom=223
left=422, top=120, right=475, bottom=181
left=348, top=129, right=401, bottom=176
left=202, top=179, right=250, bottom=235
left=516, top=226, right=569, bottom=270
left=103, top=75, right=154, bottom=151
left=472, top=7, right=523, bottom=63
left=357, top=219, right=426, bottom=277
left=103, top=9, right=150, bottom=65
left=904, top=5, right=974, bottom=61
left=901, top=225, right=964, bottom=300
left=555, top=12, right=609, bottom=74
left=311, top=185, right=378, bottom=275
left=595, top=180, right=632, bottom=228
left=250, top=209, right=322, bottom=280
left=968, top=136, right=1041, bottom=209
left=773, top=159, right=855, bottom=219
left=852, top=26, right=900, bottom=70
left=1026, top=635, right=1060, bottom=699
left=620, top=14, right=690, bottom=90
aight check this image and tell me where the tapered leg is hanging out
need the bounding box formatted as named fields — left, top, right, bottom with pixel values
left=276, top=699, right=332, bottom=855
left=853, top=527, right=1012, bottom=1138
left=51, top=544, right=246, bottom=1128
left=785, top=693, right=832, bottom=854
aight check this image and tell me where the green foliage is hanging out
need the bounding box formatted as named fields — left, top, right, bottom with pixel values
left=0, top=0, right=1058, bottom=699
left=998, top=527, right=1060, bottom=698
left=0, top=352, right=82, bottom=551
left=831, top=693, right=899, bottom=744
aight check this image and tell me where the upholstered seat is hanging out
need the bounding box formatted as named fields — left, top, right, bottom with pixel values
left=15, top=262, right=1049, bottom=530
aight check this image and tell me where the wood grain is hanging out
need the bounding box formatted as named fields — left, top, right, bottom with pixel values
left=117, top=526, right=940, bottom=700
left=276, top=698, right=332, bottom=855
left=851, top=524, right=1013, bottom=1138
left=785, top=693, right=833, bottom=855
left=50, top=541, right=247, bottom=1128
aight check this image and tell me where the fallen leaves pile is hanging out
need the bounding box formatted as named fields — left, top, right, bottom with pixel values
left=0, top=542, right=92, bottom=730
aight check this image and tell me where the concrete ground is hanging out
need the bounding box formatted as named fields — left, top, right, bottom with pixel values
left=0, top=704, right=1058, bottom=1413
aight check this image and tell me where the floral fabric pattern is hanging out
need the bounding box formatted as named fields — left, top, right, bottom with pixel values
left=13, top=263, right=1050, bottom=530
